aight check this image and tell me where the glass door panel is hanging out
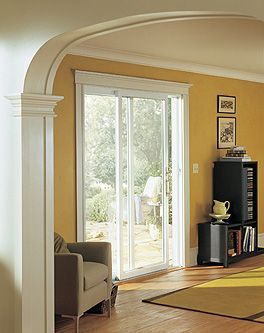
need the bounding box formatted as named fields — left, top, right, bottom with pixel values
left=133, top=98, right=165, bottom=269
left=83, top=92, right=169, bottom=280
left=83, top=94, right=118, bottom=273
left=121, top=97, right=129, bottom=273
left=121, top=96, right=168, bottom=277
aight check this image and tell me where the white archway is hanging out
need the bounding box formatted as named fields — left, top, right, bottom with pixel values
left=24, top=11, right=253, bottom=94
left=12, top=10, right=262, bottom=333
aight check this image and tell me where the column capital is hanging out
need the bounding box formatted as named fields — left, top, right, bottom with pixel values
left=5, top=93, right=64, bottom=117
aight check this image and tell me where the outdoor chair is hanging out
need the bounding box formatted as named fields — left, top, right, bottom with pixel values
left=135, top=176, right=162, bottom=224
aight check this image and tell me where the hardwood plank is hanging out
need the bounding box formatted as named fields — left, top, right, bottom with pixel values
left=56, top=254, right=264, bottom=333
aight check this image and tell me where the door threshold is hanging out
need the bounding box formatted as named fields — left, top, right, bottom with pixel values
left=114, top=266, right=183, bottom=285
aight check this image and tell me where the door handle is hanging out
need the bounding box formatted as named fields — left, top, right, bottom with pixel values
left=165, top=168, right=171, bottom=196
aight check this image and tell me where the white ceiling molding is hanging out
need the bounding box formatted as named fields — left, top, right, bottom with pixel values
left=69, top=46, right=264, bottom=83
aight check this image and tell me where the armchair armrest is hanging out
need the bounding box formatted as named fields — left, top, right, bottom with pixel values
left=54, top=253, right=83, bottom=316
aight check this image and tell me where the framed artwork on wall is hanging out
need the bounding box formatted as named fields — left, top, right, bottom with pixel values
left=217, top=95, right=236, bottom=114
left=217, top=117, right=236, bottom=149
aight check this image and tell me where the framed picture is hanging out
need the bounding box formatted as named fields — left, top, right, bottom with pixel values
left=217, top=95, right=236, bottom=114
left=217, top=117, right=236, bottom=149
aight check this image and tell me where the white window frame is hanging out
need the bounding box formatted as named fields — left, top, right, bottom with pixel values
left=75, top=71, right=191, bottom=268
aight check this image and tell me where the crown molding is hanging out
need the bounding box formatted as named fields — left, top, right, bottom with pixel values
left=5, top=93, right=64, bottom=117
left=69, top=46, right=264, bottom=84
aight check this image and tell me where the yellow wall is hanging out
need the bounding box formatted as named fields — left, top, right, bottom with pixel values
left=53, top=54, right=264, bottom=247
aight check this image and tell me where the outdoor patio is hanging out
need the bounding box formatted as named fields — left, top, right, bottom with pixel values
left=86, top=221, right=173, bottom=274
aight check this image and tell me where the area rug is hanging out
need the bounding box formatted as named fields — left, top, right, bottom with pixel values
left=143, top=267, right=264, bottom=323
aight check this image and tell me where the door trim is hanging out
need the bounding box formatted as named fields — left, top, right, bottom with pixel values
left=75, top=71, right=191, bottom=95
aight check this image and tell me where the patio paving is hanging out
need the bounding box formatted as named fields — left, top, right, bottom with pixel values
left=86, top=221, right=173, bottom=274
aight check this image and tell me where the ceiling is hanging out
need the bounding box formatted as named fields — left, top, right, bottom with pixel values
left=69, top=17, right=264, bottom=81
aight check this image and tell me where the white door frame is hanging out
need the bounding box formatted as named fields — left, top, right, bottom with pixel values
left=75, top=71, right=191, bottom=272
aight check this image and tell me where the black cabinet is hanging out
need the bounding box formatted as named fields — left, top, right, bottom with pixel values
left=197, top=222, right=261, bottom=267
left=197, top=161, right=263, bottom=267
left=213, top=161, right=257, bottom=223
left=198, top=222, right=229, bottom=267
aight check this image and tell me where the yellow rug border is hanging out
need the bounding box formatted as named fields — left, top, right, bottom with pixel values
left=143, top=267, right=264, bottom=324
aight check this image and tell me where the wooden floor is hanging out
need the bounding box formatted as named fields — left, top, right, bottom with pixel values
left=56, top=255, right=264, bottom=333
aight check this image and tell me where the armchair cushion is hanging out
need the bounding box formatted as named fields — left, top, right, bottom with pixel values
left=83, top=262, right=108, bottom=290
left=54, top=232, right=70, bottom=254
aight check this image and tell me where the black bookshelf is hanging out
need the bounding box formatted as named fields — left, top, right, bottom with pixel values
left=197, top=161, right=264, bottom=267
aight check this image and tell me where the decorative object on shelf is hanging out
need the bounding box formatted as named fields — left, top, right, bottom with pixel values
left=217, top=117, right=236, bottom=149
left=220, top=145, right=251, bottom=161
left=217, top=95, right=236, bottom=114
left=209, top=200, right=231, bottom=224
left=209, top=213, right=231, bottom=224
left=213, top=199, right=230, bottom=215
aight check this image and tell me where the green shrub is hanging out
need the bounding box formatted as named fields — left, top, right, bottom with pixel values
left=85, top=184, right=101, bottom=198
left=86, top=191, right=113, bottom=222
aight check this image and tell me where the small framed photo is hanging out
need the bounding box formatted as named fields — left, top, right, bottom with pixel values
left=217, top=95, right=236, bottom=114
left=217, top=117, right=236, bottom=149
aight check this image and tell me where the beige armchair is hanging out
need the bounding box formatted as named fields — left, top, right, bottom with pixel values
left=55, top=241, right=112, bottom=333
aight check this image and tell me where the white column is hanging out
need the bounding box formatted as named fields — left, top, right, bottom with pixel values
left=6, top=93, right=63, bottom=333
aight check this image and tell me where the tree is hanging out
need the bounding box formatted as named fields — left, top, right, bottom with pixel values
left=84, top=95, right=164, bottom=197
left=84, top=95, right=116, bottom=195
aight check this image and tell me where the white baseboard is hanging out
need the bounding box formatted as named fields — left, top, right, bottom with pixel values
left=258, top=233, right=264, bottom=247
left=189, top=247, right=198, bottom=267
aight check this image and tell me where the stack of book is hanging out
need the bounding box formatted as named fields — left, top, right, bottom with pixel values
left=220, top=146, right=251, bottom=161
left=228, top=229, right=242, bottom=257
left=243, top=226, right=256, bottom=252
left=247, top=167, right=254, bottom=220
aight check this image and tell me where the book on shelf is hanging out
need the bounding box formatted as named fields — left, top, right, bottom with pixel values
left=221, top=146, right=252, bottom=161
left=228, top=232, right=235, bottom=256
left=227, top=146, right=247, bottom=153
left=246, top=167, right=254, bottom=219
left=243, top=226, right=256, bottom=253
left=226, top=152, right=247, bottom=157
left=220, top=156, right=252, bottom=162
left=229, top=146, right=246, bottom=151
left=228, top=248, right=236, bottom=256
left=243, top=227, right=249, bottom=252
left=228, top=229, right=242, bottom=256
left=251, top=228, right=255, bottom=252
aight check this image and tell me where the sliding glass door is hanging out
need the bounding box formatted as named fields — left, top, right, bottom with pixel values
left=119, top=95, right=169, bottom=278
left=82, top=88, right=169, bottom=279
